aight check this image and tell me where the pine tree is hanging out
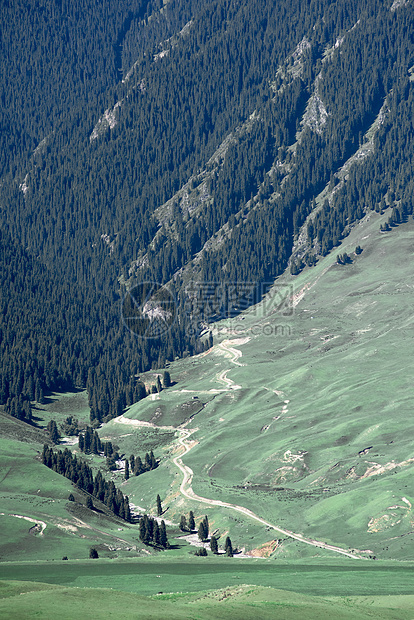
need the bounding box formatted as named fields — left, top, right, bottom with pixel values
left=198, top=520, right=208, bottom=542
left=156, top=494, right=162, bottom=516
left=134, top=456, right=143, bottom=475
left=153, top=521, right=160, bottom=546
left=47, top=420, right=60, bottom=444
left=156, top=376, right=162, bottom=393
left=203, top=515, right=209, bottom=540
left=162, top=370, right=171, bottom=388
left=210, top=534, right=218, bottom=554
left=84, top=427, right=92, bottom=453
left=139, top=517, right=147, bottom=544
left=188, top=511, right=195, bottom=531
left=160, top=520, right=168, bottom=548
left=149, top=450, right=157, bottom=469
left=124, top=497, right=131, bottom=523
left=224, top=536, right=233, bottom=557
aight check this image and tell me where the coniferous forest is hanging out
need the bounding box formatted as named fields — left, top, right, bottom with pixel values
left=1, top=0, right=414, bottom=425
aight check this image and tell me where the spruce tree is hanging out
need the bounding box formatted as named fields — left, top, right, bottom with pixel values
left=149, top=450, right=156, bottom=469
left=134, top=456, right=143, bottom=475
left=156, top=494, right=162, bottom=516
left=179, top=515, right=187, bottom=531
left=124, top=459, right=130, bottom=480
left=210, top=534, right=218, bottom=554
left=203, top=515, right=209, bottom=540
left=224, top=536, right=233, bottom=557
left=160, top=520, right=168, bottom=548
left=47, top=420, right=60, bottom=444
left=153, top=521, right=161, bottom=546
left=188, top=511, right=195, bottom=531
left=198, top=520, right=207, bottom=542
left=156, top=376, right=162, bottom=393
left=124, top=497, right=131, bottom=523
left=139, top=517, right=147, bottom=544
left=162, top=370, right=171, bottom=388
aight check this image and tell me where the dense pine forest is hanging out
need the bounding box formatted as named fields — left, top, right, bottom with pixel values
left=1, top=0, right=414, bottom=426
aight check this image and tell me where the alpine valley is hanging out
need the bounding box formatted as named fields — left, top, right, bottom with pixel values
left=1, top=1, right=414, bottom=618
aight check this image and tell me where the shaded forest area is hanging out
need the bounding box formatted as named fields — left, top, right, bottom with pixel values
left=1, top=0, right=413, bottom=425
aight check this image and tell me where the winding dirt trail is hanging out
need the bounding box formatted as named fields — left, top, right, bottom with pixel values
left=170, top=337, right=362, bottom=560
left=0, top=513, right=47, bottom=535
left=214, top=337, right=249, bottom=389
left=117, top=337, right=363, bottom=560
left=172, top=427, right=362, bottom=560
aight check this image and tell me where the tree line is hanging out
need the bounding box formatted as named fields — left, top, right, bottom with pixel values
left=42, top=445, right=132, bottom=521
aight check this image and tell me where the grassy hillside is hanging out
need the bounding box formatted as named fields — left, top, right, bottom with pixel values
left=0, top=412, right=145, bottom=562
left=101, top=209, right=414, bottom=560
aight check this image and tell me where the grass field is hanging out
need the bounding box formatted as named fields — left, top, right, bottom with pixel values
left=1, top=581, right=413, bottom=620
left=0, top=557, right=413, bottom=597
left=0, top=563, right=414, bottom=619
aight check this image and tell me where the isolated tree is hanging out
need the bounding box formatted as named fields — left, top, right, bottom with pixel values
left=156, top=494, right=162, bottom=516
left=156, top=376, right=162, bottom=393
left=124, top=459, right=130, bottom=480
left=89, top=547, right=99, bottom=559
left=203, top=515, right=209, bottom=539
left=224, top=536, right=233, bottom=557
left=210, top=534, right=219, bottom=554
left=68, top=493, right=75, bottom=502
left=86, top=496, right=94, bottom=510
left=179, top=515, right=188, bottom=532
left=188, top=511, right=195, bottom=531
left=47, top=420, right=60, bottom=444
left=162, top=371, right=171, bottom=388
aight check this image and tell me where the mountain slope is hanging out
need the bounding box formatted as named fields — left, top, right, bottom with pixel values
left=108, top=210, right=414, bottom=560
